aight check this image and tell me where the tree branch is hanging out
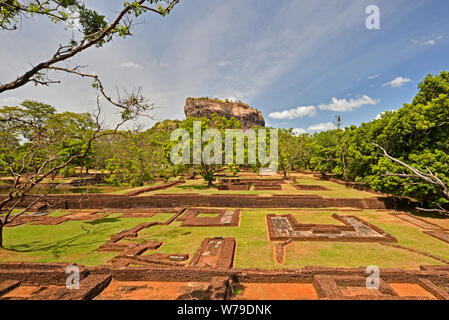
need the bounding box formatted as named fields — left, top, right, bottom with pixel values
left=0, top=0, right=177, bottom=94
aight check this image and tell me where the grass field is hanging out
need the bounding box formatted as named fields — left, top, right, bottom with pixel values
left=139, top=176, right=376, bottom=198
left=2, top=208, right=448, bottom=269
left=0, top=213, right=148, bottom=265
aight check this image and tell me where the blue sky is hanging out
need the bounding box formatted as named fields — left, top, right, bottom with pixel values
left=1, top=0, right=448, bottom=132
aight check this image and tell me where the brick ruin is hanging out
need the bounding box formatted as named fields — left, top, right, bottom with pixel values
left=96, top=208, right=188, bottom=267
left=0, top=192, right=417, bottom=211
left=423, top=231, right=449, bottom=245
left=253, top=184, right=282, bottom=191
left=177, top=208, right=240, bottom=227
left=218, top=178, right=284, bottom=191
left=311, top=274, right=445, bottom=300
left=218, top=182, right=251, bottom=190
left=95, top=208, right=239, bottom=268
left=389, top=212, right=449, bottom=245
left=274, top=239, right=292, bottom=265
left=1, top=174, right=447, bottom=300
left=389, top=211, right=447, bottom=230
left=293, top=184, right=330, bottom=191
left=1, top=263, right=448, bottom=300
left=266, top=213, right=397, bottom=242
left=190, top=238, right=236, bottom=269
left=5, top=210, right=107, bottom=228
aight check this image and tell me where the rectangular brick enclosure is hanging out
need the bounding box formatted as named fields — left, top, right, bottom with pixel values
left=253, top=184, right=282, bottom=191
left=190, top=238, right=236, bottom=268
left=218, top=183, right=251, bottom=190
left=178, top=208, right=240, bottom=227
left=266, top=213, right=397, bottom=242
left=293, top=184, right=330, bottom=191
left=218, top=178, right=284, bottom=191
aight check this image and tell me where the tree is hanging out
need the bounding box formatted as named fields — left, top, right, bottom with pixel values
left=0, top=99, right=150, bottom=247
left=374, top=143, right=449, bottom=216
left=309, top=130, right=339, bottom=175
left=98, top=121, right=177, bottom=186
left=278, top=128, right=301, bottom=178
left=0, top=1, right=180, bottom=247
left=305, top=71, right=449, bottom=215
left=165, top=114, right=242, bottom=187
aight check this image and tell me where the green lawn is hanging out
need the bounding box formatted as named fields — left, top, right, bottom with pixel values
left=0, top=213, right=151, bottom=265
left=116, top=209, right=449, bottom=269
left=1, top=209, right=448, bottom=269
left=139, top=178, right=377, bottom=198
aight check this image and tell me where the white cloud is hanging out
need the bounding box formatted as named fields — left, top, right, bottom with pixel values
left=119, top=61, right=144, bottom=69
left=292, top=128, right=307, bottom=135
left=0, top=1, right=412, bottom=127
left=307, top=122, right=337, bottom=131
left=382, top=76, right=411, bottom=88
left=268, top=105, right=316, bottom=120
left=218, top=61, right=232, bottom=67
left=415, top=35, right=443, bottom=46
left=318, top=95, right=378, bottom=112
left=269, top=95, right=378, bottom=120
left=368, top=74, right=380, bottom=80
left=375, top=110, right=396, bottom=120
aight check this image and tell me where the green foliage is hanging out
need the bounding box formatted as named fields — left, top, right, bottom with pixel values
left=164, top=114, right=243, bottom=186
left=228, top=164, right=240, bottom=176
left=1, top=1, right=178, bottom=43
left=95, top=119, right=181, bottom=186
left=308, top=71, right=449, bottom=211
left=0, top=100, right=95, bottom=176
left=60, top=165, right=76, bottom=178
left=77, top=4, right=108, bottom=41
left=278, top=128, right=312, bottom=177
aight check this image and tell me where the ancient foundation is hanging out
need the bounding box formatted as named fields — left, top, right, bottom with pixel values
left=178, top=208, right=240, bottom=227
left=266, top=213, right=397, bottom=242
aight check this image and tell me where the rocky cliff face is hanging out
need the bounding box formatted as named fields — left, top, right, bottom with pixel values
left=184, top=98, right=265, bottom=129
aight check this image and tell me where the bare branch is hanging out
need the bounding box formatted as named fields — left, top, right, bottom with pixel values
left=373, top=143, right=449, bottom=198
left=373, top=143, right=449, bottom=215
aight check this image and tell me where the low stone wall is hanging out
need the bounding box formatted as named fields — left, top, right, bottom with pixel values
left=218, top=183, right=250, bottom=190
left=0, top=263, right=89, bottom=286
left=2, top=263, right=448, bottom=287
left=0, top=193, right=416, bottom=210
left=253, top=184, right=282, bottom=191
left=293, top=184, right=330, bottom=191
left=1, top=263, right=449, bottom=300
left=219, top=178, right=284, bottom=184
